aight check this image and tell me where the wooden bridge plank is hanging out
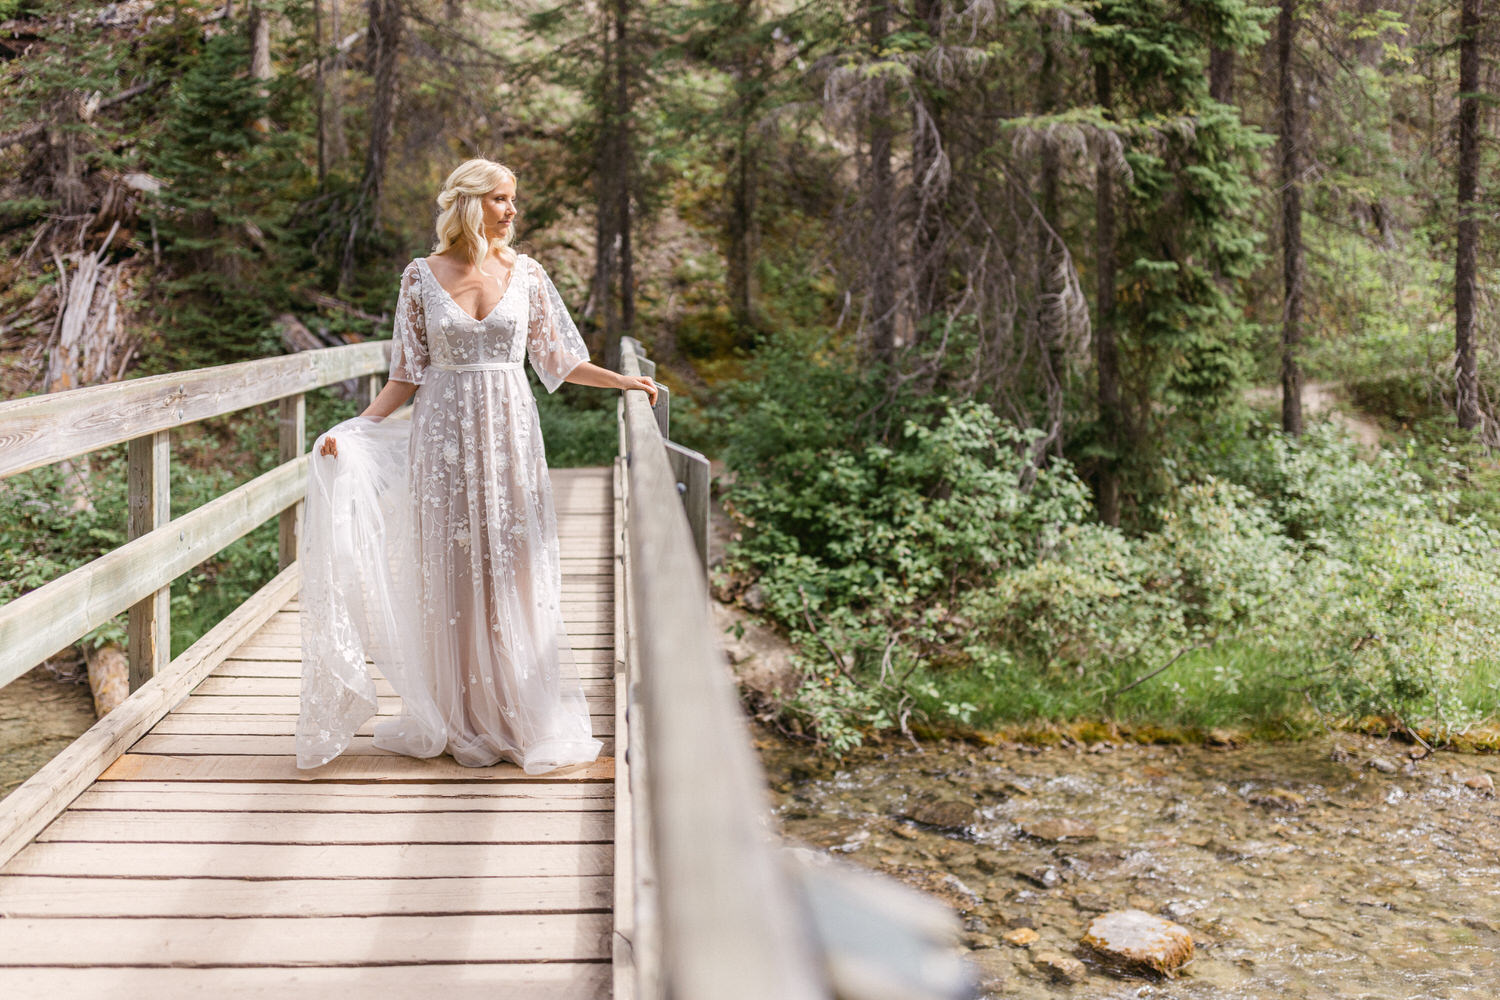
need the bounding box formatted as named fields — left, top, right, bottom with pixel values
left=0, top=964, right=610, bottom=1000
left=0, top=841, right=613, bottom=878
left=0, top=873, right=612, bottom=917
left=187, top=676, right=615, bottom=698
left=35, top=809, right=615, bottom=845
left=168, top=694, right=614, bottom=716
left=147, top=713, right=616, bottom=738
left=96, top=753, right=615, bottom=783
left=210, top=657, right=616, bottom=679
left=0, top=912, right=612, bottom=965
left=66, top=781, right=613, bottom=812
left=127, top=733, right=616, bottom=758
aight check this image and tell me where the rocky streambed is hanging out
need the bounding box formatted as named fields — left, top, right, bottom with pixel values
left=757, top=728, right=1500, bottom=998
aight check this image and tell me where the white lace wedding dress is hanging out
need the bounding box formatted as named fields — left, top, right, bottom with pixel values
left=295, top=253, right=604, bottom=774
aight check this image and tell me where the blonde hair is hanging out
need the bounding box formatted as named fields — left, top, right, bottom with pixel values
left=431, top=158, right=517, bottom=269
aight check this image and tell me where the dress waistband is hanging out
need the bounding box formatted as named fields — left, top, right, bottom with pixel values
left=428, top=360, right=525, bottom=372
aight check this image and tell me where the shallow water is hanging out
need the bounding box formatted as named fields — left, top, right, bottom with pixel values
left=757, top=728, right=1500, bottom=998
left=0, top=664, right=96, bottom=802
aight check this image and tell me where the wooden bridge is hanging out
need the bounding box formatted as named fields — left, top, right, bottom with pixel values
left=0, top=338, right=973, bottom=999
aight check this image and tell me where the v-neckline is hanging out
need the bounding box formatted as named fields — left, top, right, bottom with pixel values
left=419, top=255, right=519, bottom=324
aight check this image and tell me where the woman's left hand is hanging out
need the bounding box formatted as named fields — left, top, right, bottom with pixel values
left=620, top=374, right=658, bottom=406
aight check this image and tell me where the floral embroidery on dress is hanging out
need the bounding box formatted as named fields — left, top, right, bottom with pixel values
left=297, top=252, right=602, bottom=775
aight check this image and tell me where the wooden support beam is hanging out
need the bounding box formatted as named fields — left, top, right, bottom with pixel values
left=277, top=393, right=306, bottom=571
left=125, top=429, right=170, bottom=690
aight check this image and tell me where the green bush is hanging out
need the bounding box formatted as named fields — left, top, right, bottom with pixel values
left=725, top=386, right=1500, bottom=750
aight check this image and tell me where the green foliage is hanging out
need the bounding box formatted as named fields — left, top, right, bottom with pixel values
left=141, top=24, right=312, bottom=368
left=727, top=366, right=1500, bottom=750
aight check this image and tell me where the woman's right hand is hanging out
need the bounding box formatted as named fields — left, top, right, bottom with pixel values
left=319, top=435, right=338, bottom=458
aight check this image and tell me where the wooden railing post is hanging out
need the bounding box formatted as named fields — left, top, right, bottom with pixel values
left=360, top=372, right=382, bottom=411
left=126, top=429, right=170, bottom=690
left=277, top=392, right=306, bottom=570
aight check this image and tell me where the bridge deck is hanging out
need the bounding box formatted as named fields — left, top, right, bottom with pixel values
left=0, top=467, right=620, bottom=999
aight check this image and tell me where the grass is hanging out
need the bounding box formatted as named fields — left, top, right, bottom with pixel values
left=902, top=641, right=1500, bottom=746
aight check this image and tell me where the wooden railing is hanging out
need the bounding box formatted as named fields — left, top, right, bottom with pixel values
left=0, top=343, right=387, bottom=863
left=0, top=344, right=386, bottom=693
left=616, top=337, right=976, bottom=1000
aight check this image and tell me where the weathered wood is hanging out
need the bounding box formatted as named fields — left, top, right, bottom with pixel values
left=68, top=781, right=613, bottom=812
left=613, top=454, right=639, bottom=1000
left=148, top=713, right=615, bottom=737
left=0, top=913, right=613, bottom=965
left=0, top=964, right=611, bottom=1000
left=126, top=428, right=170, bottom=690
left=665, top=439, right=710, bottom=576
left=36, top=808, right=615, bottom=844
left=97, top=753, right=615, bottom=783
left=126, top=733, right=615, bottom=757
left=620, top=338, right=828, bottom=999
left=0, top=874, right=613, bottom=918
left=277, top=393, right=306, bottom=571
left=0, top=456, right=308, bottom=691
left=0, top=341, right=390, bottom=479
left=1, top=841, right=613, bottom=879
left=186, top=676, right=614, bottom=698
left=0, top=565, right=300, bottom=869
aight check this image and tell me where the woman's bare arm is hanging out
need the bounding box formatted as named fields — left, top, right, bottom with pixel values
left=319, top=379, right=418, bottom=457
left=563, top=361, right=658, bottom=406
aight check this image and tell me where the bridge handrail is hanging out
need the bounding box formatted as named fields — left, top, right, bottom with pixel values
left=0, top=340, right=388, bottom=478
left=0, top=342, right=387, bottom=692
left=617, top=337, right=830, bottom=999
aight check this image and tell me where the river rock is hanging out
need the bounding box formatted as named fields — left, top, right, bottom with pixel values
left=1002, top=926, right=1040, bottom=947
left=1248, top=787, right=1306, bottom=811
left=1368, top=756, right=1399, bottom=774
left=1464, top=774, right=1494, bottom=795
left=1019, top=817, right=1096, bottom=842
left=966, top=948, right=1015, bottom=992
left=1081, top=909, right=1195, bottom=976
left=1032, top=949, right=1087, bottom=984
left=903, top=795, right=980, bottom=830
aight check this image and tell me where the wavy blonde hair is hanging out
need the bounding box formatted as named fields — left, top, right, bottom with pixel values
left=431, top=158, right=517, bottom=269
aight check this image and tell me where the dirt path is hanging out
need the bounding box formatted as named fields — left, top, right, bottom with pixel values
left=1243, top=381, right=1383, bottom=449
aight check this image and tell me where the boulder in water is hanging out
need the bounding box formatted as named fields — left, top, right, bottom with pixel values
left=1081, top=909, right=1194, bottom=976
left=1019, top=817, right=1096, bottom=842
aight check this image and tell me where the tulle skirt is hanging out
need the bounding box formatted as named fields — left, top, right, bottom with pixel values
left=295, top=407, right=603, bottom=774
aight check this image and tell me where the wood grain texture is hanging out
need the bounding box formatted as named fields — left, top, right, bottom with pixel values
left=0, top=874, right=613, bottom=918
left=97, top=753, right=615, bottom=783
left=0, top=841, right=614, bottom=878
left=0, top=913, right=613, bottom=965
left=0, top=963, right=610, bottom=1000
left=35, top=809, right=615, bottom=844
left=0, top=341, right=389, bottom=479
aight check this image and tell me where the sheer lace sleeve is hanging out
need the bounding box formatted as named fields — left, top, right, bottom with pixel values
left=524, top=256, right=589, bottom=393
left=388, top=259, right=428, bottom=385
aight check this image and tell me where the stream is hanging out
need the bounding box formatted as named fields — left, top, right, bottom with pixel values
left=757, top=727, right=1500, bottom=998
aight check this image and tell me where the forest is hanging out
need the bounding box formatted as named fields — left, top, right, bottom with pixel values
left=1, top=0, right=1498, bottom=753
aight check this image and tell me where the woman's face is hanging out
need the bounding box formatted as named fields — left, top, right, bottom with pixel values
left=481, top=177, right=517, bottom=239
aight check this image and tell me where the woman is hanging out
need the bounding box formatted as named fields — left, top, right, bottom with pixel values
left=295, top=158, right=656, bottom=774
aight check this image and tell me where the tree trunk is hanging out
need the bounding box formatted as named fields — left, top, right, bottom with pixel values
left=340, top=0, right=402, bottom=290
left=866, top=0, right=897, bottom=366
left=314, top=0, right=326, bottom=181
left=248, top=2, right=272, bottom=133
left=1454, top=0, right=1481, bottom=431
left=1278, top=0, right=1304, bottom=436
left=614, top=0, right=634, bottom=358
left=911, top=0, right=946, bottom=326
left=327, top=0, right=348, bottom=167
left=1209, top=47, right=1234, bottom=102
left=1094, top=62, right=1121, bottom=527
left=726, top=0, right=760, bottom=339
